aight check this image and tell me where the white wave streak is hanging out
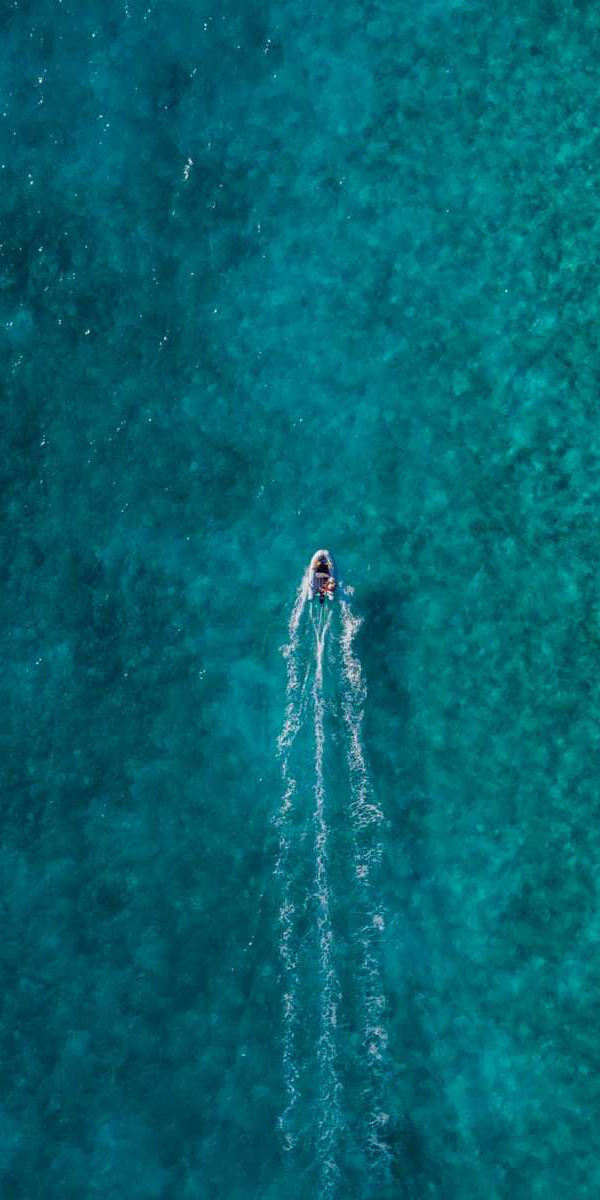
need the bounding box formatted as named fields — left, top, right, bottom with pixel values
left=274, top=571, right=311, bottom=1148
left=339, top=600, right=390, bottom=1164
left=277, top=571, right=310, bottom=759
left=311, top=609, right=341, bottom=1195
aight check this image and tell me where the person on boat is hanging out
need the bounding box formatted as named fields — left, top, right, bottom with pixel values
left=318, top=577, right=336, bottom=603
left=316, top=555, right=329, bottom=575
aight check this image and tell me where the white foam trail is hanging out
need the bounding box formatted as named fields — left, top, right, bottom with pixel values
left=274, top=569, right=311, bottom=1148
left=275, top=570, right=311, bottom=851
left=276, top=583, right=387, bottom=1178
left=339, top=602, right=383, bottom=832
left=277, top=571, right=310, bottom=758
left=311, top=608, right=342, bottom=1196
left=339, top=600, right=390, bottom=1165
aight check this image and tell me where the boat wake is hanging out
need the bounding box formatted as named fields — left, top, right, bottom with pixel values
left=339, top=600, right=390, bottom=1168
left=274, top=570, right=311, bottom=1149
left=274, top=577, right=389, bottom=1195
left=310, top=603, right=341, bottom=1196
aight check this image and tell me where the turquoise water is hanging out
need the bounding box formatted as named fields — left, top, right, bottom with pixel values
left=4, top=0, right=600, bottom=1195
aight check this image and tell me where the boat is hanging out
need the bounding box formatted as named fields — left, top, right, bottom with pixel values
left=309, top=549, right=337, bottom=602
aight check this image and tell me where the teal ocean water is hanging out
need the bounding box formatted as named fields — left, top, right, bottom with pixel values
left=3, top=0, right=600, bottom=1195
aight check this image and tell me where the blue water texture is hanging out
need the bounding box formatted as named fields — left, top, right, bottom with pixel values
left=3, top=0, right=600, bottom=1196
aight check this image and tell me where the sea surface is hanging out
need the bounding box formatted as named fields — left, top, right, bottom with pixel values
left=3, top=1, right=600, bottom=1196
